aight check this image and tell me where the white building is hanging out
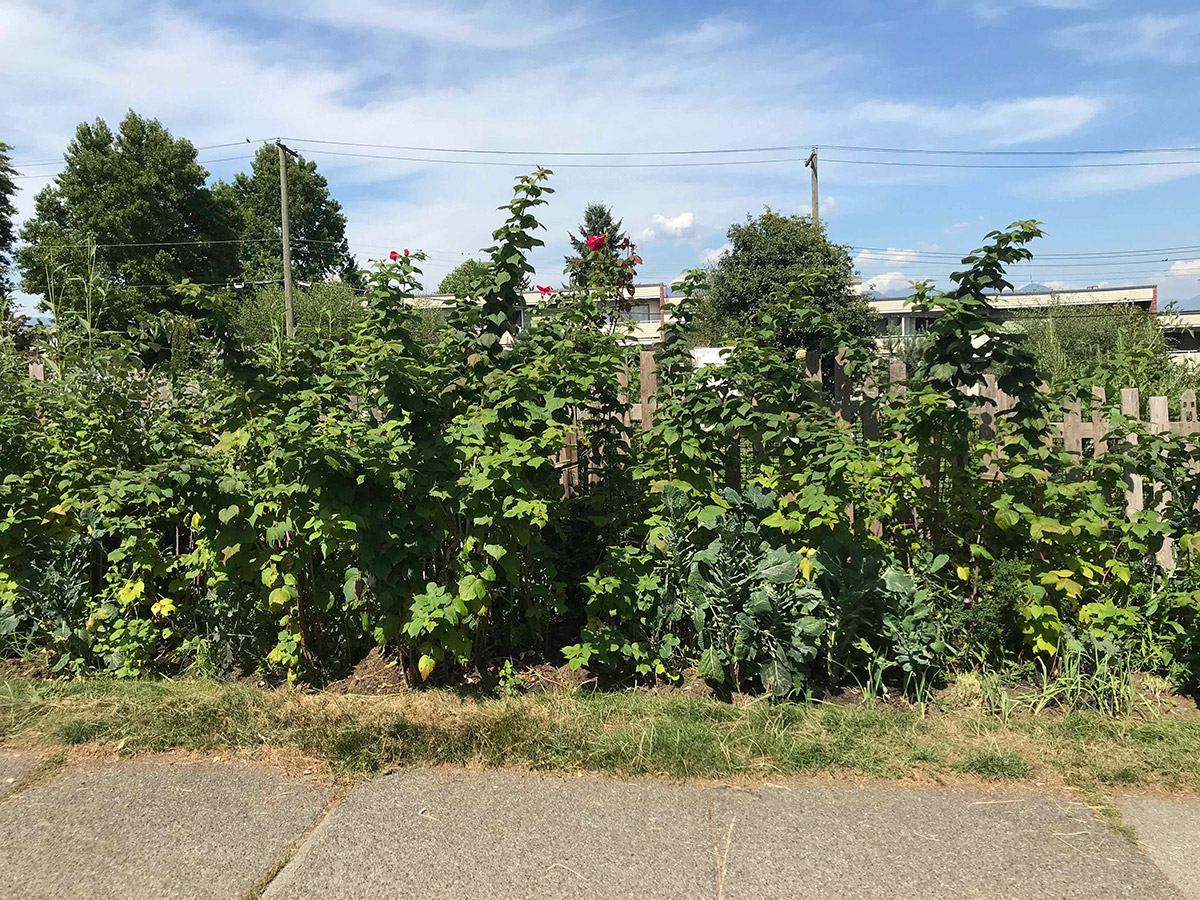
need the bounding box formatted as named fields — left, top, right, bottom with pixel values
left=414, top=282, right=670, bottom=345
left=867, top=284, right=1159, bottom=338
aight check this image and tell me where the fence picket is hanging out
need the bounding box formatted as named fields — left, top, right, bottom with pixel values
left=639, top=348, right=657, bottom=431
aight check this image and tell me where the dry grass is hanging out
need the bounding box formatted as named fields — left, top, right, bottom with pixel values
left=2, top=676, right=1199, bottom=799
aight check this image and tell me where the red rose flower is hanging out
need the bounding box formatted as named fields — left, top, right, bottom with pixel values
left=389, top=250, right=399, bottom=260
left=403, top=249, right=409, bottom=256
left=586, top=234, right=606, bottom=251
left=536, top=285, right=552, bottom=297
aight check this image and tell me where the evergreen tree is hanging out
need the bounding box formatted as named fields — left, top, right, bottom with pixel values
left=0, top=143, right=17, bottom=316
left=565, top=202, right=628, bottom=287
left=216, top=144, right=357, bottom=287
left=16, top=112, right=237, bottom=327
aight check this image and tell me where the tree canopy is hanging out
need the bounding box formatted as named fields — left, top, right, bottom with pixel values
left=696, top=208, right=875, bottom=351
left=215, top=144, right=357, bottom=287
left=16, top=112, right=237, bottom=327
left=565, top=202, right=628, bottom=287
left=438, top=258, right=490, bottom=295
left=0, top=143, right=17, bottom=313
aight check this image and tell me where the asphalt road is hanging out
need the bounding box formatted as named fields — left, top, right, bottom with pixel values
left=0, top=756, right=1194, bottom=899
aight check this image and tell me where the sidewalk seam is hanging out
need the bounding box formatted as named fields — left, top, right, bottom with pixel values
left=240, top=782, right=353, bottom=900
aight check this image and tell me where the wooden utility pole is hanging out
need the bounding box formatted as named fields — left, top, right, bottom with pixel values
left=276, top=140, right=298, bottom=338
left=805, top=148, right=819, bottom=228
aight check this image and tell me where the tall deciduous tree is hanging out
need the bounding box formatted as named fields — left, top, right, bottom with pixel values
left=216, top=144, right=357, bottom=287
left=0, top=143, right=17, bottom=315
left=439, top=257, right=529, bottom=295
left=16, top=112, right=237, bottom=327
left=699, top=208, right=875, bottom=351
left=565, top=202, right=628, bottom=287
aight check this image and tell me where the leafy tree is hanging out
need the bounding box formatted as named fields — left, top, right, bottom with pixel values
left=565, top=202, right=628, bottom=287
left=0, top=143, right=17, bottom=315
left=700, top=208, right=875, bottom=351
left=216, top=144, right=357, bottom=287
left=437, top=257, right=529, bottom=295
left=16, top=111, right=237, bottom=327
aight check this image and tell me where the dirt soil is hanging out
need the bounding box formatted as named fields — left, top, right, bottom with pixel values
left=521, top=663, right=597, bottom=694
left=323, top=647, right=408, bottom=696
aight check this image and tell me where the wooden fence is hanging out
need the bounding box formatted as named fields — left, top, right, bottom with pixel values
left=558, top=347, right=1198, bottom=567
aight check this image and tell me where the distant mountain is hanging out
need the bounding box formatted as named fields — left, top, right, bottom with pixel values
left=1012, top=283, right=1052, bottom=293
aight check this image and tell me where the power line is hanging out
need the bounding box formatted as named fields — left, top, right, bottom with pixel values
left=821, top=144, right=1200, bottom=157
left=301, top=148, right=809, bottom=168
left=851, top=243, right=1200, bottom=259
left=13, top=152, right=256, bottom=179
left=9, top=140, right=270, bottom=167
left=824, top=157, right=1200, bottom=170
left=282, top=136, right=1200, bottom=159
left=27, top=237, right=281, bottom=250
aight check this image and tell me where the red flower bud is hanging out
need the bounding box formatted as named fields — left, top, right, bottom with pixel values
left=389, top=251, right=399, bottom=260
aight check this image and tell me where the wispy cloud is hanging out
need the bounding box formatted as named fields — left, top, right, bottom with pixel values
left=970, top=0, right=1099, bottom=23
left=1052, top=12, right=1200, bottom=63
left=1019, top=153, right=1200, bottom=198
left=847, top=96, right=1104, bottom=146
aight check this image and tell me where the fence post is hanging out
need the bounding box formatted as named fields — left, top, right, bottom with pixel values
left=805, top=348, right=822, bottom=385
left=1063, top=400, right=1083, bottom=458
left=639, top=347, right=657, bottom=431
left=1121, top=388, right=1143, bottom=520
left=1149, top=395, right=1174, bottom=569
left=1181, top=389, right=1198, bottom=436
left=616, top=364, right=632, bottom=430
left=978, top=374, right=998, bottom=441
left=1091, top=386, right=1108, bottom=457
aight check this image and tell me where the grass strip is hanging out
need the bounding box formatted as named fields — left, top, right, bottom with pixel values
left=2, top=677, right=1199, bottom=796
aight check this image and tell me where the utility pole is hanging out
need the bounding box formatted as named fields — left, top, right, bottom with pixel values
left=276, top=140, right=299, bottom=339
left=805, top=148, right=819, bottom=229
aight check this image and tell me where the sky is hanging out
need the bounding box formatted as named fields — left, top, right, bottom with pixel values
left=5, top=0, right=1200, bottom=314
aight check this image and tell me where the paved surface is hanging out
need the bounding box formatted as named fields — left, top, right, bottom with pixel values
left=1120, top=795, right=1200, bottom=900
left=0, top=750, right=41, bottom=797
left=1, top=759, right=1196, bottom=899
left=263, top=769, right=1180, bottom=900
left=0, top=758, right=332, bottom=900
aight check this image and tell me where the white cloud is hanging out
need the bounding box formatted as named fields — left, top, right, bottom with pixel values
left=700, top=243, right=733, bottom=265
left=860, top=271, right=912, bottom=294
left=1052, top=13, right=1200, bottom=63
left=849, top=96, right=1104, bottom=146
left=1168, top=259, right=1200, bottom=279
left=1019, top=152, right=1200, bottom=199
left=641, top=212, right=697, bottom=242
left=971, top=0, right=1097, bottom=23
left=285, top=0, right=590, bottom=49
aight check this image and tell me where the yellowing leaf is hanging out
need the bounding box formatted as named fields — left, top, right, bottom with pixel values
left=956, top=565, right=971, bottom=582
left=117, top=580, right=145, bottom=606
left=268, top=587, right=291, bottom=609
left=418, top=654, right=436, bottom=681
left=151, top=597, right=177, bottom=618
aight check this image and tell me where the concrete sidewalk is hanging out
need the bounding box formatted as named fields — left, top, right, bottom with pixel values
left=0, top=755, right=1195, bottom=899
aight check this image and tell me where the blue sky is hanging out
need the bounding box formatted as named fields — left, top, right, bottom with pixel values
left=5, top=0, right=1200, bottom=312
